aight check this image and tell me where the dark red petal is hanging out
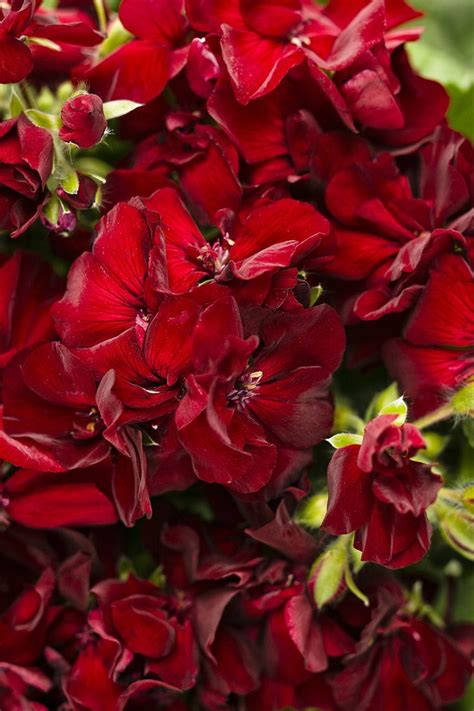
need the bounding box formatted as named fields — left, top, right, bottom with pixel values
left=147, top=619, right=198, bottom=690
left=221, top=25, right=302, bottom=104
left=144, top=297, right=201, bottom=384
left=119, top=0, right=186, bottom=45
left=85, top=41, right=171, bottom=103
left=20, top=342, right=97, bottom=407
left=322, top=0, right=385, bottom=71
left=286, top=594, right=327, bottom=673
left=240, top=0, right=301, bottom=37
left=0, top=36, right=33, bottom=83
left=403, top=256, right=474, bottom=348
left=322, top=228, right=398, bottom=280
left=249, top=366, right=333, bottom=448
left=321, top=445, right=372, bottom=534
left=208, top=78, right=288, bottom=163
left=5, top=465, right=117, bottom=528
left=358, top=504, right=431, bottom=568
left=383, top=339, right=472, bottom=418
left=52, top=254, right=142, bottom=347
left=372, top=465, right=442, bottom=516
left=255, top=305, right=345, bottom=380
left=231, top=198, right=329, bottom=264
left=111, top=595, right=175, bottom=658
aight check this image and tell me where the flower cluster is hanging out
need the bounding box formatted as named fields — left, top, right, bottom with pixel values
left=0, top=510, right=471, bottom=710
left=0, top=0, right=473, bottom=708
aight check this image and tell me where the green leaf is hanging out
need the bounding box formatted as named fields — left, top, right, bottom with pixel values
left=407, top=0, right=474, bottom=91
left=98, top=17, right=133, bottom=57
left=344, top=558, right=369, bottom=607
left=9, top=86, right=25, bottom=118
left=378, top=396, right=408, bottom=426
left=312, top=540, right=346, bottom=608
left=103, top=99, right=143, bottom=120
left=295, top=494, right=328, bottom=529
left=327, top=433, right=363, bottom=448
left=451, top=380, right=474, bottom=416
left=407, top=0, right=474, bottom=140
left=446, top=83, right=474, bottom=141
left=26, top=36, right=61, bottom=52
left=42, top=194, right=61, bottom=226
left=309, top=284, right=323, bottom=306
left=60, top=172, right=79, bottom=195
left=25, top=109, right=60, bottom=130
left=365, top=382, right=399, bottom=421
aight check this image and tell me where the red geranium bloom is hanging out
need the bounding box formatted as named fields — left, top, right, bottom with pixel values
left=146, top=187, right=330, bottom=297
left=52, top=199, right=163, bottom=348
left=0, top=114, right=53, bottom=237
left=80, top=0, right=188, bottom=103
left=192, top=0, right=389, bottom=105
left=0, top=0, right=102, bottom=84
left=0, top=342, right=111, bottom=472
left=322, top=414, right=443, bottom=567
left=332, top=581, right=472, bottom=710
left=318, top=129, right=472, bottom=323
left=384, top=255, right=474, bottom=418
left=0, top=251, right=62, bottom=392
left=176, top=296, right=344, bottom=493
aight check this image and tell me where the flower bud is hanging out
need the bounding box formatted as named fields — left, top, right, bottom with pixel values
left=450, top=380, right=474, bottom=417
left=434, top=486, right=474, bottom=561
left=59, top=93, right=107, bottom=148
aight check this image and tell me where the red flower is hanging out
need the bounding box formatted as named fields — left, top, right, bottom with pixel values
left=52, top=199, right=163, bottom=348
left=0, top=567, right=55, bottom=667
left=0, top=342, right=110, bottom=472
left=176, top=296, right=344, bottom=493
left=208, top=0, right=389, bottom=105
left=91, top=575, right=198, bottom=691
left=0, top=114, right=53, bottom=237
left=317, top=130, right=471, bottom=324
left=59, top=93, right=107, bottom=148
left=384, top=255, right=474, bottom=418
left=80, top=0, right=188, bottom=103
left=332, top=581, right=472, bottom=710
left=2, top=462, right=118, bottom=529
left=0, top=251, right=62, bottom=393
left=322, top=415, right=443, bottom=567
left=146, top=188, right=330, bottom=298
left=0, top=0, right=102, bottom=84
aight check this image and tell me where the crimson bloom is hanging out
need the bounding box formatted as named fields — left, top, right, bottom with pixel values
left=0, top=341, right=110, bottom=472
left=0, top=251, right=62, bottom=391
left=0, top=114, right=53, bottom=237
left=384, top=255, right=474, bottom=418
left=59, top=92, right=107, bottom=148
left=81, top=0, right=188, bottom=103
left=322, top=414, right=443, bottom=567
left=52, top=198, right=163, bottom=348
left=176, top=296, right=344, bottom=493
left=318, top=129, right=472, bottom=324
left=0, top=0, right=102, bottom=84
left=332, top=579, right=472, bottom=710
left=146, top=187, right=330, bottom=299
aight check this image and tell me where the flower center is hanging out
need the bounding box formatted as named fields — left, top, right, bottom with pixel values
left=197, top=239, right=232, bottom=276
left=227, top=370, right=263, bottom=409
left=71, top=407, right=102, bottom=440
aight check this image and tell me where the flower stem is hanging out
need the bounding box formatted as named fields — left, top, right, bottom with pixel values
left=413, top=404, right=454, bottom=431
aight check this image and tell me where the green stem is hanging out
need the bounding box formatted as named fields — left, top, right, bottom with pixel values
left=413, top=404, right=454, bottom=430
left=93, top=0, right=107, bottom=33
left=20, top=81, right=37, bottom=109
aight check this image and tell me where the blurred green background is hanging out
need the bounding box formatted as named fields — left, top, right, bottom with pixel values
left=408, top=0, right=474, bottom=139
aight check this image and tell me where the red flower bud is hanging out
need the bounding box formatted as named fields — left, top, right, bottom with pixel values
left=59, top=93, right=106, bottom=148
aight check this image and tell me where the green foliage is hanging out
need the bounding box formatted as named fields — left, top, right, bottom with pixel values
left=408, top=0, right=474, bottom=139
